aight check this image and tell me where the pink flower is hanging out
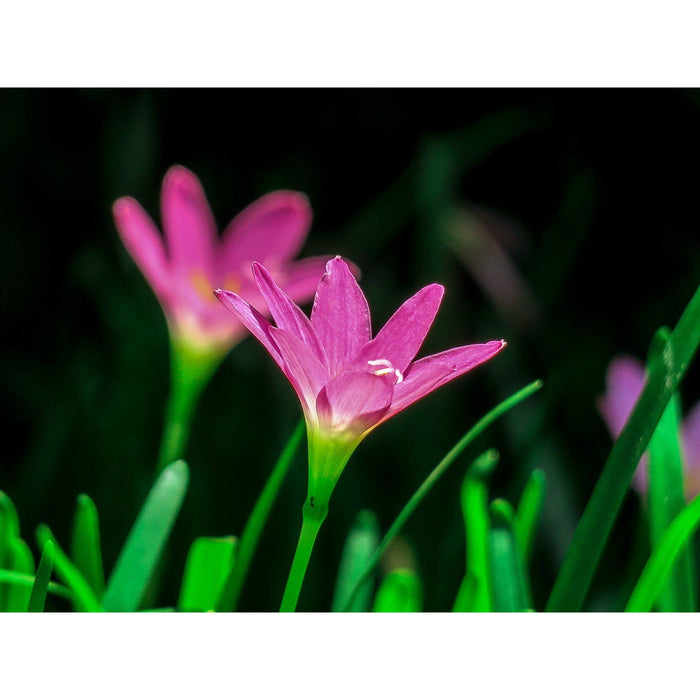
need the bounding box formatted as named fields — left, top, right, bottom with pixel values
left=113, top=165, right=330, bottom=353
left=215, top=256, right=505, bottom=507
left=598, top=355, right=700, bottom=499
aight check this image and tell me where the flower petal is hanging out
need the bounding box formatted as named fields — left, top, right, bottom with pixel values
left=382, top=340, right=506, bottom=422
left=214, top=289, right=283, bottom=368
left=597, top=355, right=646, bottom=439
left=113, top=197, right=171, bottom=299
left=316, top=370, right=394, bottom=437
left=274, top=256, right=334, bottom=306
left=220, top=191, right=312, bottom=276
left=682, top=402, right=700, bottom=498
left=311, top=257, right=371, bottom=375
left=252, top=262, right=328, bottom=367
left=269, top=327, right=330, bottom=418
left=352, top=284, right=444, bottom=373
left=161, top=165, right=218, bottom=278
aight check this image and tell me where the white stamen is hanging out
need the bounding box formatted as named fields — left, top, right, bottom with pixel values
left=367, top=359, right=404, bottom=384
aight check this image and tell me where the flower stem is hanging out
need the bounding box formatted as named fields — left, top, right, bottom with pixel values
left=279, top=499, right=328, bottom=612
left=156, top=337, right=223, bottom=475
left=216, top=421, right=305, bottom=611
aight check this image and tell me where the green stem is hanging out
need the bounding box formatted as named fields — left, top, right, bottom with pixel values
left=216, top=421, right=305, bottom=612
left=156, top=336, right=224, bottom=474
left=279, top=499, right=327, bottom=612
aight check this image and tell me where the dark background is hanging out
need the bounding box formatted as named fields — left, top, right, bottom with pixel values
left=1, top=89, right=699, bottom=611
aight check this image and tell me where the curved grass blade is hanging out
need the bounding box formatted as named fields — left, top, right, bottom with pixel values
left=646, top=328, right=695, bottom=611
left=71, top=494, right=106, bottom=597
left=103, top=460, right=189, bottom=612
left=5, top=538, right=35, bottom=612
left=453, top=449, right=499, bottom=612
left=372, top=569, right=423, bottom=612
left=216, top=421, right=304, bottom=612
left=488, top=500, right=532, bottom=612
left=331, top=510, right=380, bottom=612
left=626, top=491, right=700, bottom=612
left=546, top=283, right=700, bottom=612
left=341, top=379, right=543, bottom=611
left=28, top=541, right=55, bottom=612
left=178, top=536, right=237, bottom=612
left=0, top=491, right=21, bottom=610
left=36, top=524, right=102, bottom=612
left=514, top=468, right=547, bottom=562
left=0, top=569, right=70, bottom=600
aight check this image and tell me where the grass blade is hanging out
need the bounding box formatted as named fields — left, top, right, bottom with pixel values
left=216, top=421, right=304, bottom=612
left=626, top=491, right=700, bottom=612
left=372, top=569, right=423, bottom=612
left=0, top=491, right=21, bottom=611
left=28, top=541, right=55, bottom=612
left=514, top=469, right=547, bottom=561
left=546, top=282, right=700, bottom=611
left=453, top=449, right=498, bottom=612
left=331, top=510, right=380, bottom=612
left=102, top=460, right=189, bottom=612
left=5, top=539, right=35, bottom=612
left=646, top=328, right=696, bottom=611
left=341, top=379, right=542, bottom=611
left=71, top=494, right=106, bottom=597
left=36, top=524, right=102, bottom=612
left=0, top=569, right=70, bottom=600
left=178, top=536, right=237, bottom=612
left=488, top=500, right=532, bottom=612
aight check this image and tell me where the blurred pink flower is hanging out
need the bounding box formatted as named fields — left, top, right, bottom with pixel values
left=113, top=165, right=330, bottom=353
left=216, top=257, right=505, bottom=502
left=598, top=355, right=700, bottom=499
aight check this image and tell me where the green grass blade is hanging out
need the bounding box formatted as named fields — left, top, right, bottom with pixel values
left=5, top=539, right=35, bottom=611
left=36, top=524, right=102, bottom=612
left=0, top=569, right=71, bottom=600
left=216, top=421, right=304, bottom=612
left=646, top=328, right=696, bottom=611
left=546, top=283, right=700, bottom=611
left=453, top=449, right=499, bottom=612
left=178, top=536, right=237, bottom=612
left=341, top=379, right=543, bottom=611
left=488, top=500, right=532, bottom=612
left=0, top=491, right=21, bottom=611
left=71, top=494, right=106, bottom=597
left=626, top=492, right=700, bottom=612
left=28, top=541, right=55, bottom=612
left=514, top=469, right=547, bottom=561
left=372, top=569, right=423, bottom=612
left=331, top=510, right=380, bottom=612
left=103, top=460, right=189, bottom=612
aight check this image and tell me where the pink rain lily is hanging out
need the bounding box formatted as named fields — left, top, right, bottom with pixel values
left=215, top=256, right=505, bottom=509
left=113, top=165, right=331, bottom=354
left=598, top=355, right=700, bottom=499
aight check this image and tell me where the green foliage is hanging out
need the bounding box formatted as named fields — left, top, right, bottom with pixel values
left=331, top=510, right=380, bottom=612
left=547, top=284, right=700, bottom=612
left=102, top=460, right=189, bottom=612
left=373, top=569, right=423, bottom=612
left=28, top=541, right=55, bottom=612
left=71, top=494, right=106, bottom=597
left=178, top=537, right=237, bottom=612
left=514, top=469, right=547, bottom=562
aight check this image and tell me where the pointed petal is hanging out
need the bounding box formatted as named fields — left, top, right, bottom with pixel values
left=113, top=197, right=171, bottom=299
left=382, top=340, right=506, bottom=422
left=353, top=284, right=445, bottom=374
left=316, top=370, right=394, bottom=436
left=311, top=257, right=371, bottom=375
left=598, top=355, right=646, bottom=439
left=274, top=256, right=333, bottom=306
left=214, top=289, right=283, bottom=367
left=252, top=262, right=328, bottom=367
left=161, top=165, right=218, bottom=278
left=269, top=328, right=330, bottom=417
left=220, top=191, right=312, bottom=276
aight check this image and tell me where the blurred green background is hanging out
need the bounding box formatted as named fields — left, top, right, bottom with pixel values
left=1, top=89, right=699, bottom=611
